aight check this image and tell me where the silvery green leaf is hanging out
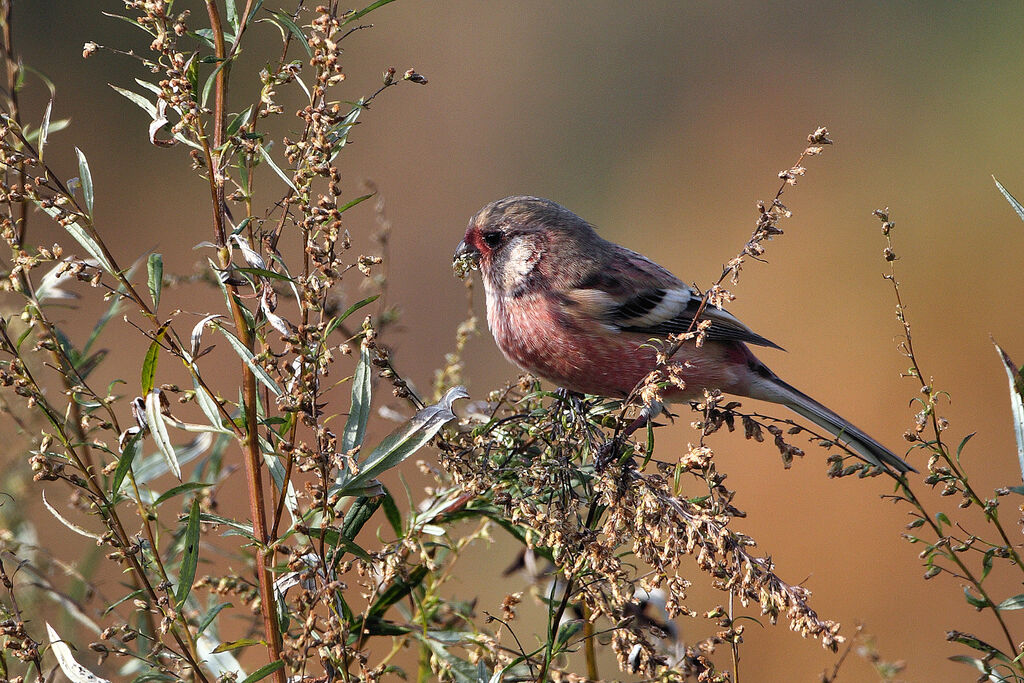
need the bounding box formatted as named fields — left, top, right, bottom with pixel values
left=257, top=144, right=297, bottom=193
left=38, top=98, right=53, bottom=161
left=214, top=324, right=283, bottom=396
left=192, top=373, right=228, bottom=433
left=147, top=253, right=163, bottom=309
left=74, top=147, right=94, bottom=216
left=37, top=204, right=115, bottom=274
left=994, top=176, right=1024, bottom=223
left=42, top=491, right=102, bottom=541
left=110, top=83, right=157, bottom=117
left=335, top=386, right=467, bottom=496
left=994, top=341, right=1024, bottom=482
left=342, top=344, right=371, bottom=453
left=146, top=389, right=181, bottom=480
left=35, top=259, right=78, bottom=302
left=46, top=623, right=111, bottom=683
left=190, top=314, right=223, bottom=359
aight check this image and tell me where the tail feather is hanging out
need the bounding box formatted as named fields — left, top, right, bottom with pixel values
left=749, top=372, right=916, bottom=474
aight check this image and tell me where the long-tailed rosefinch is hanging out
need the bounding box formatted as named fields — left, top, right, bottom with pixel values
left=454, top=195, right=914, bottom=474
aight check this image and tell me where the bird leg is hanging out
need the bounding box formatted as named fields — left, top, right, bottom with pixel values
left=595, top=400, right=663, bottom=471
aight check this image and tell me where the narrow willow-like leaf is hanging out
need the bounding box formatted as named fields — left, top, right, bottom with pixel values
left=341, top=496, right=382, bottom=542
left=994, top=176, right=1024, bottom=223
left=38, top=98, right=53, bottom=162
left=74, top=147, right=94, bottom=216
left=37, top=204, right=115, bottom=274
left=192, top=373, right=228, bottom=433
left=336, top=386, right=467, bottom=496
left=141, top=340, right=160, bottom=395
left=200, top=512, right=256, bottom=541
left=342, top=344, right=372, bottom=453
left=994, top=341, right=1024, bottom=482
left=225, top=105, right=254, bottom=138
left=110, top=431, right=141, bottom=496
left=146, top=389, right=181, bottom=479
left=176, top=498, right=201, bottom=605
left=337, top=192, right=374, bottom=213
left=196, top=602, right=232, bottom=638
left=147, top=253, right=163, bottom=309
left=212, top=638, right=263, bottom=653
left=368, top=564, right=428, bottom=617
left=257, top=144, right=298, bottom=193
left=324, top=294, right=379, bottom=337
left=239, top=660, right=285, bottom=683
left=997, top=594, right=1024, bottom=610
left=46, top=623, right=111, bottom=683
left=109, top=83, right=157, bottom=117
left=342, top=0, right=397, bottom=26
left=42, top=491, right=102, bottom=541
left=153, top=481, right=212, bottom=508
left=225, top=0, right=240, bottom=30
left=214, top=324, right=282, bottom=396
left=267, top=11, right=312, bottom=58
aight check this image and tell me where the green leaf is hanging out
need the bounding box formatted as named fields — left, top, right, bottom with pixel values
left=147, top=253, right=163, bottom=309
left=341, top=496, right=382, bottom=540
left=225, top=0, right=240, bottom=30
left=555, top=619, right=584, bottom=649
left=176, top=498, right=201, bottom=605
left=334, top=387, right=467, bottom=497
left=342, top=344, right=372, bottom=453
left=963, top=586, right=990, bottom=609
left=342, top=0, right=397, bottom=26
left=212, top=638, right=263, bottom=653
left=381, top=489, right=403, bottom=536
left=415, top=632, right=480, bottom=683
left=239, top=660, right=284, bottom=683
left=324, top=294, right=379, bottom=337
left=74, top=147, right=94, bottom=217
left=994, top=341, right=1024, bottom=483
left=257, top=144, right=297, bottom=193
left=153, top=482, right=212, bottom=508
left=200, top=56, right=232, bottom=109
left=368, top=565, right=428, bottom=617
left=142, top=340, right=160, bottom=395
left=936, top=511, right=951, bottom=532
left=994, top=177, right=1024, bottom=223
left=214, top=324, right=282, bottom=396
left=305, top=526, right=371, bottom=562
left=196, top=601, right=232, bottom=638
left=110, top=431, right=141, bottom=496
left=268, top=11, right=312, bottom=58
left=199, top=512, right=256, bottom=541
left=337, top=192, right=374, bottom=214
left=997, top=594, right=1024, bottom=610
left=225, top=105, right=254, bottom=138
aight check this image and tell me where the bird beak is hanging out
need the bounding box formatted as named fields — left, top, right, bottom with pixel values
left=454, top=239, right=479, bottom=264
left=453, top=240, right=480, bottom=279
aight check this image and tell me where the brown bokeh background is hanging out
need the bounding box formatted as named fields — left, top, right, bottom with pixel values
left=8, top=2, right=1024, bottom=681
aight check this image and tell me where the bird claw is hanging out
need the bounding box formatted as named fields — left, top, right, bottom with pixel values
left=596, top=437, right=624, bottom=471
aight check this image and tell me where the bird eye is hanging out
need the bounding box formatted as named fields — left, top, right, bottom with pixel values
left=481, top=231, right=503, bottom=248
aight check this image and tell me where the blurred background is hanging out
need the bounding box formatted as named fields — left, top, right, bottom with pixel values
left=8, top=1, right=1024, bottom=680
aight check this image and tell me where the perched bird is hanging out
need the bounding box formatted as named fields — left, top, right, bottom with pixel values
left=454, top=195, right=914, bottom=474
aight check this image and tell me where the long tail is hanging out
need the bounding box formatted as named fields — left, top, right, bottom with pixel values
left=747, top=369, right=916, bottom=474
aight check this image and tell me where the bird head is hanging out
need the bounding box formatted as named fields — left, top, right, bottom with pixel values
left=454, top=196, right=600, bottom=296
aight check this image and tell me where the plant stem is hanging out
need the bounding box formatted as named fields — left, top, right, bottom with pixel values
left=204, top=2, right=285, bottom=680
